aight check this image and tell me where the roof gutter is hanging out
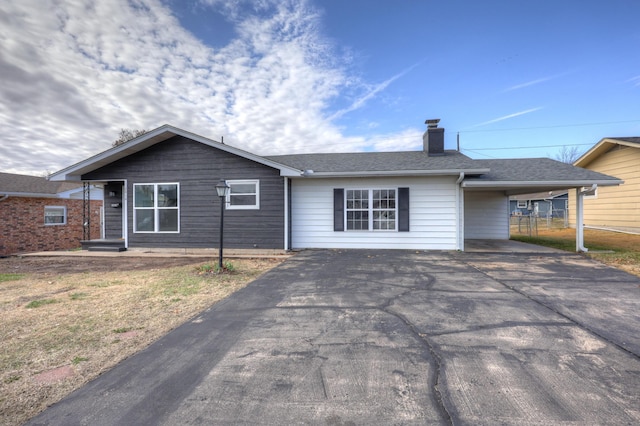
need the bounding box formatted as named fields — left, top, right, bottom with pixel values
left=0, top=192, right=59, bottom=198
left=462, top=179, right=623, bottom=189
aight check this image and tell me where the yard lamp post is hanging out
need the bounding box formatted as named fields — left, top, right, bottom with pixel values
left=215, top=179, right=230, bottom=270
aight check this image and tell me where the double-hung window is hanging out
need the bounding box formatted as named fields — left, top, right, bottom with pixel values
left=346, top=189, right=396, bottom=231
left=44, top=206, right=67, bottom=225
left=134, top=183, right=179, bottom=232
left=226, top=180, right=259, bottom=210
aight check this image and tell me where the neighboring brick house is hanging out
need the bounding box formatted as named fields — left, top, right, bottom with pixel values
left=0, top=172, right=102, bottom=256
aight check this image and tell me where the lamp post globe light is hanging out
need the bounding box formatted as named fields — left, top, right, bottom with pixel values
left=215, top=179, right=230, bottom=269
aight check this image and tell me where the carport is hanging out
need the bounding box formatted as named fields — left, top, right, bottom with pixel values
left=461, top=158, right=623, bottom=252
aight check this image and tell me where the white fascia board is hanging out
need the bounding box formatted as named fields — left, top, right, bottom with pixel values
left=49, top=124, right=302, bottom=181
left=0, top=191, right=59, bottom=198
left=573, top=138, right=610, bottom=167
left=574, top=138, right=639, bottom=167
left=462, top=179, right=624, bottom=189
left=296, top=168, right=490, bottom=178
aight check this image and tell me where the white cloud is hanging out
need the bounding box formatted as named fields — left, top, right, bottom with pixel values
left=367, top=129, right=423, bottom=152
left=0, top=0, right=412, bottom=175
left=504, top=71, right=574, bottom=92
left=470, top=107, right=543, bottom=128
left=627, top=75, right=640, bottom=86
left=327, top=62, right=420, bottom=121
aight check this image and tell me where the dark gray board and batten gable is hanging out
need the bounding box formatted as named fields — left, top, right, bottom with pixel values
left=83, top=135, right=286, bottom=249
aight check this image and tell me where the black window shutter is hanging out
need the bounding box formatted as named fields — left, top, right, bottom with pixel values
left=398, top=187, right=410, bottom=232
left=333, top=188, right=344, bottom=231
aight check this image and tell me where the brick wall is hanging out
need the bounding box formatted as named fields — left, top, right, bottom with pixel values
left=0, top=197, right=102, bottom=256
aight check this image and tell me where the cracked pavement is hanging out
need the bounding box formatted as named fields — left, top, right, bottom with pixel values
left=28, top=250, right=640, bottom=425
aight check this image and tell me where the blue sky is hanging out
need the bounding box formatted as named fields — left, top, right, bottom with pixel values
left=1, top=0, right=638, bottom=175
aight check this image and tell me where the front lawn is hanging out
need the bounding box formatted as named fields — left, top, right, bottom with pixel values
left=511, top=227, right=640, bottom=278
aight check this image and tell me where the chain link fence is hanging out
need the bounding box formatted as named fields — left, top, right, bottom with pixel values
left=510, top=208, right=568, bottom=236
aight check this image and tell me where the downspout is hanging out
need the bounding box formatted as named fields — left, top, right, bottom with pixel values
left=456, top=172, right=465, bottom=251
left=576, top=184, right=596, bottom=252
left=284, top=177, right=289, bottom=251
left=0, top=194, right=8, bottom=202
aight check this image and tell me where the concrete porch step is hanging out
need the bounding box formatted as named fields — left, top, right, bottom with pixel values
left=87, top=246, right=127, bottom=252
left=81, top=239, right=126, bottom=252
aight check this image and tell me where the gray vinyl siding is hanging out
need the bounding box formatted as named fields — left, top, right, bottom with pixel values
left=464, top=191, right=509, bottom=239
left=83, top=136, right=285, bottom=249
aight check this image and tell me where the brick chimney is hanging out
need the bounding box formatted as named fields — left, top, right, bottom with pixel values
left=423, top=119, right=444, bottom=156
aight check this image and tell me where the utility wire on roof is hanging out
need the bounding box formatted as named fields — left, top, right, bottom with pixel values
left=462, top=142, right=594, bottom=151
left=458, top=119, right=640, bottom=134
left=294, top=118, right=640, bottom=147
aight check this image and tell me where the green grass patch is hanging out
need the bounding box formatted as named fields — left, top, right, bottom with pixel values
left=25, top=299, right=58, bottom=309
left=510, top=235, right=615, bottom=252
left=197, top=261, right=236, bottom=274
left=113, top=327, right=133, bottom=334
left=69, top=292, right=88, bottom=300
left=87, top=279, right=124, bottom=288
left=0, top=273, right=24, bottom=282
left=71, top=356, right=89, bottom=365
left=4, top=375, right=21, bottom=384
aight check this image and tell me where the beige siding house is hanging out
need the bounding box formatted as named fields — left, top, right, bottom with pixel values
left=569, top=137, right=640, bottom=233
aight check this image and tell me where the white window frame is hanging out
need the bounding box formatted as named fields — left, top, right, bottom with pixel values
left=345, top=188, right=397, bottom=232
left=44, top=206, right=67, bottom=225
left=226, top=180, right=260, bottom=210
left=516, top=200, right=527, bottom=209
left=133, top=183, right=180, bottom=233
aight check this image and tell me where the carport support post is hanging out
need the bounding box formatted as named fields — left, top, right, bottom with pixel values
left=575, top=187, right=587, bottom=252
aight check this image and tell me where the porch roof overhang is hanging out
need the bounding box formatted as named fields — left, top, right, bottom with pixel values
left=48, top=125, right=303, bottom=182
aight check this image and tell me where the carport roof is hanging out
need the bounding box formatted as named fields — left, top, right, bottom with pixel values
left=461, top=158, right=623, bottom=195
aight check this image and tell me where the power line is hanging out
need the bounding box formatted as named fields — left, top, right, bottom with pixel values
left=461, top=142, right=593, bottom=151
left=458, top=119, right=640, bottom=134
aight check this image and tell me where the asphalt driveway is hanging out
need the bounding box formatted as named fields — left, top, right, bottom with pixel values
left=28, top=249, right=640, bottom=425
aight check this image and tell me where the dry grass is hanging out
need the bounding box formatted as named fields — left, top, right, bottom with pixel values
left=0, top=257, right=284, bottom=426
left=512, top=226, right=640, bottom=277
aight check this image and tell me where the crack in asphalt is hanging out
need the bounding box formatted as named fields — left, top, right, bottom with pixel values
left=379, top=267, right=453, bottom=426
left=429, top=320, right=575, bottom=337
left=460, top=259, right=640, bottom=361
left=269, top=266, right=454, bottom=425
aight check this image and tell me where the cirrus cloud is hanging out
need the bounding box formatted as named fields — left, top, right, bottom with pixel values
left=0, top=0, right=413, bottom=175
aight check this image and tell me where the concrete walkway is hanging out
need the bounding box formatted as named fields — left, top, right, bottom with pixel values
left=21, top=239, right=560, bottom=259
left=27, top=250, right=640, bottom=425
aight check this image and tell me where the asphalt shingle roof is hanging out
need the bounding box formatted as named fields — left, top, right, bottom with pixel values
left=0, top=172, right=79, bottom=195
left=464, top=158, right=621, bottom=183
left=266, top=150, right=482, bottom=173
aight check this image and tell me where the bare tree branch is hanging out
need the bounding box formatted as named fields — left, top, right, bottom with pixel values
left=113, top=129, right=147, bottom=146
left=555, top=145, right=583, bottom=164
